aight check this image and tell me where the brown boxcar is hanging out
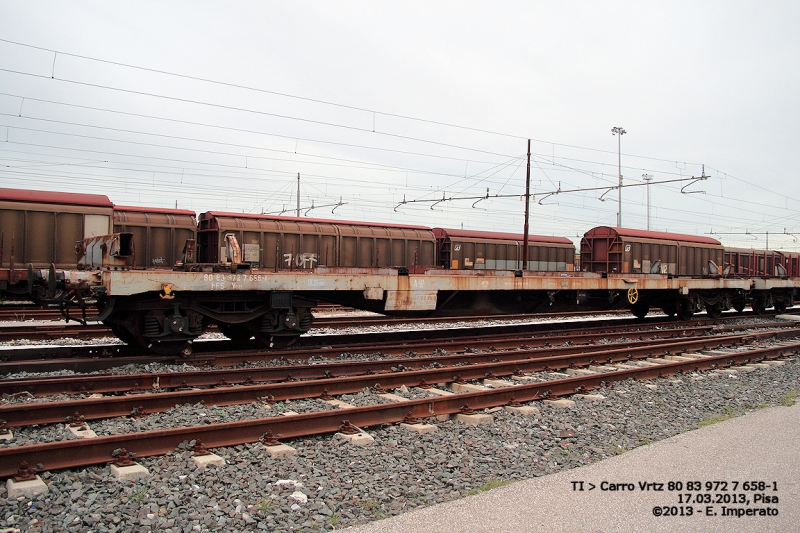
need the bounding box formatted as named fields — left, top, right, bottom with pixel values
left=113, top=205, right=197, bottom=268
left=432, top=228, right=575, bottom=271
left=724, top=247, right=784, bottom=277
left=0, top=188, right=114, bottom=269
left=197, top=212, right=436, bottom=269
left=580, top=226, right=723, bottom=276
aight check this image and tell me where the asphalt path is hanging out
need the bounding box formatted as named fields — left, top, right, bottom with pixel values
left=347, top=401, right=800, bottom=533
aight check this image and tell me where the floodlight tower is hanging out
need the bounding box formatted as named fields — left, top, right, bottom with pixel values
left=611, top=126, right=626, bottom=227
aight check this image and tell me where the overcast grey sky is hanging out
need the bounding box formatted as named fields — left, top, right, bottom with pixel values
left=1, top=1, right=799, bottom=249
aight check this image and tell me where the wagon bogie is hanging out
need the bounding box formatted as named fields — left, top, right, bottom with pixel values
left=98, top=290, right=316, bottom=354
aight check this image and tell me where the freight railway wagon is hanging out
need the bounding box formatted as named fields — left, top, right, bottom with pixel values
left=34, top=245, right=753, bottom=354
left=0, top=189, right=114, bottom=299
left=580, top=226, right=796, bottom=317
left=31, top=224, right=796, bottom=355
left=724, top=248, right=800, bottom=278
left=7, top=186, right=800, bottom=353
left=0, top=188, right=578, bottom=303
left=0, top=188, right=199, bottom=299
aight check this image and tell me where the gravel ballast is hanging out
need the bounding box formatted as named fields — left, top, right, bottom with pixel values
left=1, top=355, right=798, bottom=532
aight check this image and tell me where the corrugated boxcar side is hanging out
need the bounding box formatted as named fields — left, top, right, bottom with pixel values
left=451, top=238, right=574, bottom=271
left=582, top=226, right=723, bottom=276
left=197, top=213, right=435, bottom=269
left=625, top=240, right=678, bottom=274
left=678, top=244, right=723, bottom=276
left=113, top=208, right=197, bottom=268
left=438, top=229, right=574, bottom=271
left=337, top=225, right=434, bottom=268
left=0, top=200, right=113, bottom=269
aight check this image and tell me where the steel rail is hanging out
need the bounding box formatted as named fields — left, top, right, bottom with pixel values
left=0, top=315, right=711, bottom=373
left=0, top=343, right=795, bottom=478
left=1, top=307, right=790, bottom=342
left=3, top=325, right=797, bottom=397
left=0, top=317, right=794, bottom=375
left=196, top=320, right=791, bottom=365
left=1, top=330, right=795, bottom=426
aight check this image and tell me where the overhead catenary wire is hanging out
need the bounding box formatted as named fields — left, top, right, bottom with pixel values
left=0, top=39, right=795, bottom=250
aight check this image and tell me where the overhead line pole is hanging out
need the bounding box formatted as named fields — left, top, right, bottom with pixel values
left=611, top=126, right=626, bottom=227
left=523, top=139, right=531, bottom=270
left=296, top=173, right=300, bottom=217
left=642, top=173, right=653, bottom=230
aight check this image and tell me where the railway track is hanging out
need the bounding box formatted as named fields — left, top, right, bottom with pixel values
left=0, top=308, right=637, bottom=342
left=0, top=317, right=797, bottom=477
left=0, top=304, right=348, bottom=322
left=0, top=305, right=793, bottom=347
left=1, top=327, right=796, bottom=424
left=0, top=314, right=790, bottom=374
left=0, top=347, right=795, bottom=478
left=3, top=316, right=792, bottom=387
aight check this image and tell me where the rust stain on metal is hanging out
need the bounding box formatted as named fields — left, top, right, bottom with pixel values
left=403, top=411, right=421, bottom=425
left=338, top=420, right=359, bottom=435
left=77, top=233, right=134, bottom=270
left=113, top=449, right=136, bottom=467
left=13, top=461, right=37, bottom=482
left=261, top=430, right=281, bottom=446
left=192, top=440, right=210, bottom=456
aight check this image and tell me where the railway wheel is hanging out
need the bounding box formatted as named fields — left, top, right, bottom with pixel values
left=677, top=300, right=694, bottom=321
left=116, top=309, right=201, bottom=356
left=631, top=303, right=649, bottom=319
left=774, top=300, right=788, bottom=313
left=259, top=333, right=300, bottom=349
left=705, top=303, right=723, bottom=319
left=732, top=300, right=746, bottom=313
left=145, top=339, right=194, bottom=356
left=248, top=307, right=312, bottom=349
left=105, top=320, right=139, bottom=346
left=216, top=322, right=253, bottom=342
left=660, top=304, right=677, bottom=318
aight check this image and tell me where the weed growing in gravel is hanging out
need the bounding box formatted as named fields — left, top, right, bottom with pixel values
left=327, top=513, right=340, bottom=526
left=254, top=498, right=275, bottom=512
left=698, top=412, right=735, bottom=427
left=778, top=390, right=797, bottom=406
left=355, top=499, right=379, bottom=511
left=464, top=478, right=513, bottom=496
left=129, top=483, right=148, bottom=502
